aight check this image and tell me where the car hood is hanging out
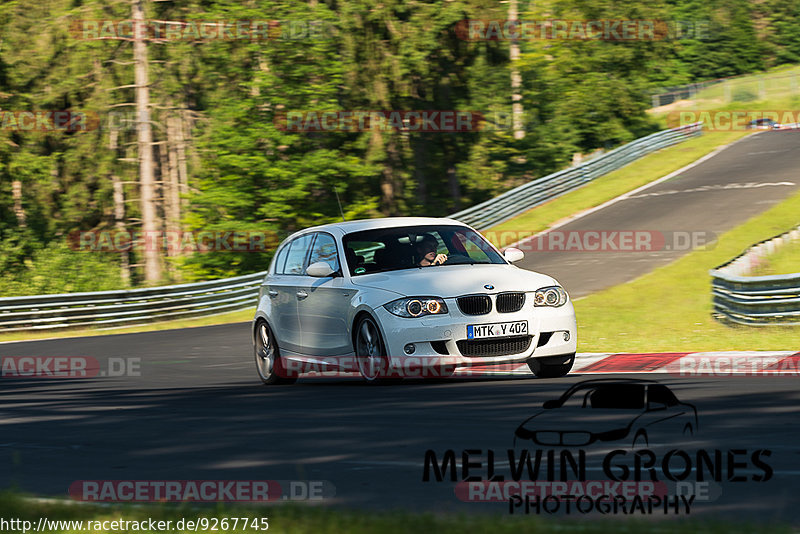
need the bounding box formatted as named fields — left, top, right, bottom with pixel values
left=350, top=264, right=558, bottom=298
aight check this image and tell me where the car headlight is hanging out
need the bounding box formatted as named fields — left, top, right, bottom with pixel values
left=384, top=297, right=449, bottom=318
left=534, top=286, right=568, bottom=307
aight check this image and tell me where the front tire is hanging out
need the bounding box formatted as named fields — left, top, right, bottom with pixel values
left=254, top=320, right=296, bottom=385
left=528, top=353, right=575, bottom=378
left=354, top=315, right=390, bottom=382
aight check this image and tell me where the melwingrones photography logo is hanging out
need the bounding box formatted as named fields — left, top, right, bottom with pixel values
left=422, top=379, right=774, bottom=516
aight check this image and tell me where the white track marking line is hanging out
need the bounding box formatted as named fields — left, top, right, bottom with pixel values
left=506, top=133, right=758, bottom=251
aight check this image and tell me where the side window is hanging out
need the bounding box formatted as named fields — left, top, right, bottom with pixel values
left=307, top=233, right=340, bottom=273
left=648, top=385, right=679, bottom=407
left=345, top=241, right=384, bottom=275
left=272, top=243, right=290, bottom=275
left=589, top=385, right=645, bottom=409
left=282, top=234, right=314, bottom=275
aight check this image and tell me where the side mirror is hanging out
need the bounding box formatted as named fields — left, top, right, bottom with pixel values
left=504, top=247, right=524, bottom=263
left=306, top=261, right=336, bottom=277
left=542, top=399, right=560, bottom=409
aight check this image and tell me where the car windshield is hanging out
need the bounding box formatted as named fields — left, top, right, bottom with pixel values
left=342, top=224, right=505, bottom=276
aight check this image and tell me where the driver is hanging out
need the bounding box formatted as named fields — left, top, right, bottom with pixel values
left=416, top=234, right=447, bottom=266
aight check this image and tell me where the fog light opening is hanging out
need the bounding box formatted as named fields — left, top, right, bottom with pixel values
left=404, top=343, right=416, bottom=355
left=563, top=331, right=570, bottom=342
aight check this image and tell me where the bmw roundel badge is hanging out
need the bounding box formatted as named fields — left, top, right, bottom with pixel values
left=484, top=284, right=494, bottom=290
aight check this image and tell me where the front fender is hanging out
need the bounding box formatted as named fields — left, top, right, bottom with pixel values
left=346, top=287, right=404, bottom=347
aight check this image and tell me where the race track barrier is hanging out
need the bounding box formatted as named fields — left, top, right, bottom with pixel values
left=710, top=225, right=800, bottom=326
left=0, top=271, right=266, bottom=332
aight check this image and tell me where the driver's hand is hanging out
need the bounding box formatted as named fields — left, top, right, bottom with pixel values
left=433, top=253, right=447, bottom=265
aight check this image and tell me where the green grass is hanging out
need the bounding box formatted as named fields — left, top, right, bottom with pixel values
left=676, top=64, right=800, bottom=110
left=0, top=308, right=254, bottom=344
left=649, top=65, right=800, bottom=132
left=750, top=237, right=800, bottom=276
left=0, top=492, right=791, bottom=534
left=574, top=188, right=800, bottom=353
left=483, top=130, right=751, bottom=248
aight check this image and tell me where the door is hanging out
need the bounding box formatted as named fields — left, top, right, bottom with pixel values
left=267, top=233, right=314, bottom=354
left=296, top=232, right=353, bottom=356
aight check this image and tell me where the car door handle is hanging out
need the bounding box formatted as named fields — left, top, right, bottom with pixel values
left=296, top=290, right=308, bottom=300
left=267, top=290, right=278, bottom=297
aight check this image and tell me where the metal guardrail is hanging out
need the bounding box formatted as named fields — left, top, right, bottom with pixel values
left=0, top=122, right=703, bottom=332
left=0, top=271, right=266, bottom=332
left=449, top=122, right=703, bottom=230
left=710, top=226, right=800, bottom=326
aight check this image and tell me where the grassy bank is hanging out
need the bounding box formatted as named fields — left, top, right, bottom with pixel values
left=657, top=64, right=800, bottom=114
left=751, top=238, right=800, bottom=276
left=574, top=188, right=800, bottom=352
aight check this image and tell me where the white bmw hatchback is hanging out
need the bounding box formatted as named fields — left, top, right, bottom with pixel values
left=252, top=217, right=577, bottom=384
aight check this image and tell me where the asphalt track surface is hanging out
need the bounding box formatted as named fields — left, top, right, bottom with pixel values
left=516, top=130, right=800, bottom=297
left=2, top=131, right=800, bottom=524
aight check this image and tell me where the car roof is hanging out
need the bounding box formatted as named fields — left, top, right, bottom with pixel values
left=569, top=378, right=659, bottom=385
left=286, top=217, right=469, bottom=239
left=559, top=378, right=662, bottom=396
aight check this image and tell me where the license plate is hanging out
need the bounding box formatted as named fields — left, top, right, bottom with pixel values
left=467, top=321, right=528, bottom=339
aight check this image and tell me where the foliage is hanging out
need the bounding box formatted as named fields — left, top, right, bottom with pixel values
left=0, top=0, right=796, bottom=291
left=0, top=235, right=124, bottom=296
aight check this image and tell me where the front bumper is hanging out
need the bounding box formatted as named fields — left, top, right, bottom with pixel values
left=373, top=296, right=577, bottom=368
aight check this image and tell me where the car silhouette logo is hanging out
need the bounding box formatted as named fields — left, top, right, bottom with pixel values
left=513, top=379, right=698, bottom=448
left=484, top=284, right=494, bottom=290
